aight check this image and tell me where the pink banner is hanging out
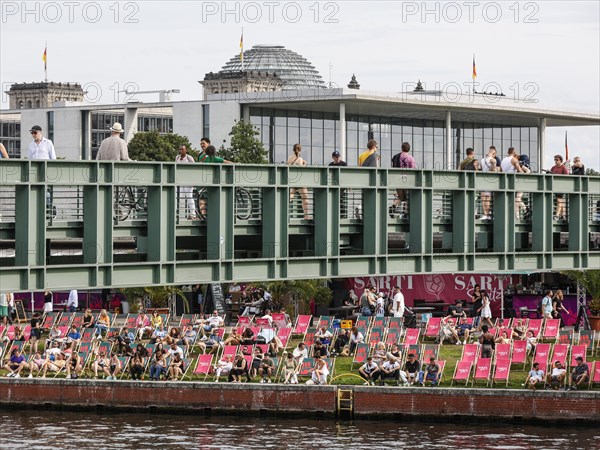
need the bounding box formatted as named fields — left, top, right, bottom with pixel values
left=346, top=274, right=515, bottom=317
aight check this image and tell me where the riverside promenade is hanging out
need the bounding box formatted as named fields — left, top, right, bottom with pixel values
left=2, top=379, right=599, bottom=424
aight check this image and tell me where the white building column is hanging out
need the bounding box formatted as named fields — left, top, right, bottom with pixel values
left=124, top=107, right=139, bottom=143
left=82, top=110, right=92, bottom=160
left=339, top=102, right=346, bottom=160
left=445, top=110, right=453, bottom=169
left=537, top=118, right=546, bottom=172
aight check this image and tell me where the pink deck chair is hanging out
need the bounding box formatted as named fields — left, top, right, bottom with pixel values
left=533, top=343, right=551, bottom=373
left=452, top=360, right=472, bottom=386
left=271, top=313, right=288, bottom=330
left=528, top=319, right=543, bottom=337
left=292, top=315, right=312, bottom=335
left=255, top=318, right=271, bottom=328
left=461, top=344, right=479, bottom=365
left=403, top=328, right=420, bottom=348
left=472, top=358, right=492, bottom=387
left=511, top=340, right=528, bottom=369
left=495, top=343, right=511, bottom=362
left=192, top=354, right=214, bottom=381
left=492, top=358, right=511, bottom=387
left=591, top=361, right=600, bottom=387
left=277, top=327, right=292, bottom=349
left=22, top=325, right=32, bottom=342
left=542, top=319, right=560, bottom=341
left=570, top=344, right=587, bottom=366
left=551, top=344, right=569, bottom=366
left=424, top=317, right=442, bottom=339
left=256, top=344, right=269, bottom=355
left=236, top=316, right=253, bottom=328
left=222, top=345, right=239, bottom=359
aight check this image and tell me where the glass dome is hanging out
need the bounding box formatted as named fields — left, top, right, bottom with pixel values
left=219, top=45, right=325, bottom=89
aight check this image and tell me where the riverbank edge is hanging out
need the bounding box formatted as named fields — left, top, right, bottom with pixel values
left=2, top=379, right=599, bottom=425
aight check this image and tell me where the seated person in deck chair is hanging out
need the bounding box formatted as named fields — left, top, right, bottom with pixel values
left=214, top=355, right=233, bottom=380
left=418, top=357, right=441, bottom=386
left=358, top=356, right=380, bottom=386
left=440, top=317, right=461, bottom=345
left=315, top=326, right=333, bottom=346
left=376, top=356, right=401, bottom=385
left=568, top=357, right=589, bottom=391
left=524, top=362, right=544, bottom=390
left=546, top=361, right=566, bottom=390
left=400, top=353, right=420, bottom=386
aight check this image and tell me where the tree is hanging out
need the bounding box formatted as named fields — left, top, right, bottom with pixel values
left=120, top=285, right=189, bottom=313
left=128, top=131, right=198, bottom=162
left=563, top=270, right=600, bottom=300
left=253, top=279, right=332, bottom=315
left=218, top=119, right=268, bottom=164
left=585, top=168, right=599, bottom=176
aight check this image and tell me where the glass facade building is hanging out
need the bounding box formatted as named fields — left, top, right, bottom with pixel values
left=250, top=107, right=539, bottom=169
left=0, top=120, right=21, bottom=157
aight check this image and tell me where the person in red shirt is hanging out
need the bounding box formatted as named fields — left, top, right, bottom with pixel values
left=550, top=154, right=569, bottom=219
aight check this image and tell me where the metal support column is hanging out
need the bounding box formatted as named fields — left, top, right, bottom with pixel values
left=339, top=102, right=346, bottom=161
left=537, top=118, right=546, bottom=171
left=445, top=111, right=453, bottom=169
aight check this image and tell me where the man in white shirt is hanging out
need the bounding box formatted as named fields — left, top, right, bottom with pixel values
left=67, top=290, right=78, bottom=312
left=96, top=122, right=131, bottom=161
left=175, top=144, right=196, bottom=219
left=168, top=343, right=185, bottom=359
left=547, top=361, right=566, bottom=390
left=292, top=342, right=308, bottom=365
left=28, top=125, right=56, bottom=160
left=392, top=286, right=405, bottom=318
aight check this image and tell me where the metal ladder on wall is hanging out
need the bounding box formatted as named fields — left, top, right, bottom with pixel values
left=337, top=388, right=354, bottom=419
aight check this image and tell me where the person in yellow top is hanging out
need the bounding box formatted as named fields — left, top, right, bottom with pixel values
left=151, top=310, right=163, bottom=329
left=358, top=139, right=379, bottom=167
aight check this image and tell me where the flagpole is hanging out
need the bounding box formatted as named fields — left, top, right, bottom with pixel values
left=44, top=41, right=47, bottom=82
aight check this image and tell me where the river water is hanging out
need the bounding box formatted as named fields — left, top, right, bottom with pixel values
left=1, top=410, right=598, bottom=450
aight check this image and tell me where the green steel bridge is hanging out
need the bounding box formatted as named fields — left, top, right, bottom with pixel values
left=0, top=160, right=598, bottom=291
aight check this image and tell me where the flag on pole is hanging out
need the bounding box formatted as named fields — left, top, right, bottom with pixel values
left=472, top=55, right=477, bottom=80
left=240, top=30, right=244, bottom=62
left=43, top=46, right=47, bottom=71
left=565, top=130, right=569, bottom=161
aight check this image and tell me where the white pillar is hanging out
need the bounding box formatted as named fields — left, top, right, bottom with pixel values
left=445, top=110, right=453, bottom=169
left=124, top=107, right=139, bottom=143
left=82, top=110, right=92, bottom=160
left=339, top=102, right=346, bottom=161
left=538, top=118, right=546, bottom=173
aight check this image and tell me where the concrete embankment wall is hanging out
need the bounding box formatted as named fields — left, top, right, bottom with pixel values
left=1, top=380, right=599, bottom=424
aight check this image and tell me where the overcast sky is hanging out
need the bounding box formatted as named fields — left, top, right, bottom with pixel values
left=1, top=1, right=598, bottom=169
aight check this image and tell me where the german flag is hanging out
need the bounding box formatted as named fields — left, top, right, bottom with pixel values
left=472, top=55, right=477, bottom=80
left=43, top=46, right=47, bottom=70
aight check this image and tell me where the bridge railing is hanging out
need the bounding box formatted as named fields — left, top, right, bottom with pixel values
left=0, top=160, right=598, bottom=291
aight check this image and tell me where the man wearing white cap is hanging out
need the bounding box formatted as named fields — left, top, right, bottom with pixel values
left=96, top=122, right=131, bottom=161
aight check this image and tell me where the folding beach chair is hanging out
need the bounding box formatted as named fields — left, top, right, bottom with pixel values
left=492, top=358, right=511, bottom=387
left=277, top=327, right=292, bottom=350
left=41, top=312, right=60, bottom=331
left=570, top=344, right=587, bottom=367
left=511, top=340, right=528, bottom=370
left=222, top=345, right=239, bottom=360
left=57, top=313, right=74, bottom=328
left=404, top=344, right=421, bottom=364
left=451, top=360, right=472, bottom=386
left=424, top=317, right=441, bottom=341
left=368, top=327, right=384, bottom=347
left=298, top=357, right=315, bottom=379
left=590, top=361, right=600, bottom=389
left=460, top=344, right=479, bottom=365
left=403, top=328, right=420, bottom=348
left=387, top=317, right=403, bottom=330
left=271, top=313, right=288, bottom=330
left=527, top=319, right=543, bottom=337
left=532, top=343, right=551, bottom=373
left=22, top=325, right=32, bottom=342
left=355, top=316, right=372, bottom=331
left=236, top=316, right=253, bottom=328
left=385, top=328, right=401, bottom=346
left=422, top=344, right=440, bottom=362
left=542, top=319, right=560, bottom=342
left=472, top=358, right=492, bottom=387
left=577, top=331, right=593, bottom=354
left=304, top=328, right=317, bottom=347
left=80, top=328, right=94, bottom=343
left=125, top=314, right=137, bottom=330
left=178, top=314, right=196, bottom=330
left=71, top=313, right=84, bottom=330
left=495, top=343, right=511, bottom=362
left=256, top=343, right=269, bottom=355
left=317, top=316, right=332, bottom=330
left=558, top=330, right=574, bottom=345
left=551, top=344, right=569, bottom=366
left=191, top=354, right=213, bottom=381
left=255, top=318, right=271, bottom=328
left=351, top=343, right=369, bottom=370
left=292, top=315, right=312, bottom=337
left=371, top=316, right=387, bottom=330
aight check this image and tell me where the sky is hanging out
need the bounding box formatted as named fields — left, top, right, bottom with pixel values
left=1, top=0, right=598, bottom=169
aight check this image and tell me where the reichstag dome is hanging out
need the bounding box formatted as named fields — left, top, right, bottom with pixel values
left=218, top=45, right=325, bottom=89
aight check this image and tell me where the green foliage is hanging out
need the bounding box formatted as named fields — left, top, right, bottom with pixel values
left=255, top=279, right=332, bottom=314
left=585, top=168, right=599, bottom=176
left=563, top=270, right=600, bottom=301
left=128, top=131, right=197, bottom=162
left=218, top=119, right=268, bottom=164
left=120, top=285, right=189, bottom=313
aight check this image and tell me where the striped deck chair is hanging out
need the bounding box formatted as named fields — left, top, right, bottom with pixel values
left=542, top=319, right=560, bottom=341
left=492, top=358, right=511, bottom=387
left=191, top=354, right=213, bottom=381
left=451, top=360, right=472, bottom=386
left=590, top=361, right=600, bottom=388
left=292, top=315, right=312, bottom=336
left=71, top=313, right=85, bottom=330
left=371, top=316, right=387, bottom=330
left=355, top=316, right=372, bottom=330
left=271, top=313, right=288, bottom=330
left=558, top=330, right=574, bottom=345
left=422, top=344, right=440, bottom=362
left=304, top=328, right=317, bottom=347
left=527, top=319, right=543, bottom=337
left=511, top=340, right=528, bottom=369
left=461, top=344, right=479, bottom=365
left=387, top=317, right=403, bottom=330
left=178, top=314, right=196, bottom=330
left=403, top=328, right=420, bottom=348
left=351, top=343, right=369, bottom=370
left=551, top=344, right=569, bottom=366
left=41, top=312, right=60, bottom=331
left=277, top=328, right=292, bottom=350
left=472, top=357, right=492, bottom=387
left=385, top=328, right=401, bottom=346
left=494, top=343, right=512, bottom=362
left=57, top=313, right=74, bottom=328
left=532, top=343, right=551, bottom=373
left=368, top=327, right=384, bottom=347
left=255, top=318, right=272, bottom=329
left=424, top=317, right=442, bottom=341
left=570, top=344, right=587, bottom=367
left=317, top=316, right=332, bottom=330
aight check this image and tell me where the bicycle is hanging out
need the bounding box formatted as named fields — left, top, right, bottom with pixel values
left=194, top=187, right=253, bottom=221
left=114, top=186, right=147, bottom=221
